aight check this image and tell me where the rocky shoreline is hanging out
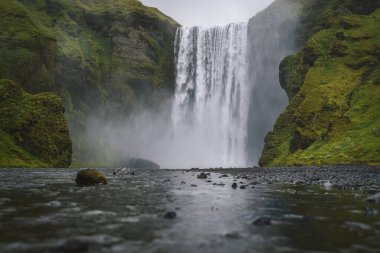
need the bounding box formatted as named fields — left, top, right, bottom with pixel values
left=188, top=166, right=380, bottom=194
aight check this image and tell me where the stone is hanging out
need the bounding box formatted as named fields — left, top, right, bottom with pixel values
left=197, top=172, right=208, bottom=179
left=126, top=158, right=160, bottom=169
left=164, top=211, right=177, bottom=219
left=367, top=193, right=380, bottom=203
left=232, top=183, right=238, bottom=189
left=252, top=217, right=272, bottom=226
left=75, top=169, right=107, bottom=186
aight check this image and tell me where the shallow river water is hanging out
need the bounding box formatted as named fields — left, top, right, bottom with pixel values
left=0, top=168, right=379, bottom=253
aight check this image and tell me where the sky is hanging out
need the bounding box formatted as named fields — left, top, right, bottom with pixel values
left=139, top=0, right=275, bottom=27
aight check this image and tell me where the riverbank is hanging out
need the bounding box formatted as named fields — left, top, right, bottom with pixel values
left=200, top=166, right=380, bottom=193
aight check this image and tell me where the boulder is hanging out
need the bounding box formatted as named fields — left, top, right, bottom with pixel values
left=76, top=169, right=107, bottom=186
left=126, top=158, right=160, bottom=169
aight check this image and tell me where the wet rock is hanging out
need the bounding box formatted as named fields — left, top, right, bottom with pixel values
left=54, top=239, right=89, bottom=253
left=190, top=184, right=198, bottom=187
left=225, top=232, right=240, bottom=240
left=164, top=211, right=177, bottom=219
left=180, top=181, right=186, bottom=184
left=126, top=158, right=160, bottom=169
left=76, top=169, right=107, bottom=186
left=253, top=217, right=272, bottom=226
left=232, top=183, right=238, bottom=189
left=206, top=180, right=212, bottom=183
left=367, top=193, right=380, bottom=203
left=220, top=174, right=229, bottom=178
left=364, top=207, right=378, bottom=216
left=240, top=185, right=246, bottom=190
left=197, top=172, right=208, bottom=179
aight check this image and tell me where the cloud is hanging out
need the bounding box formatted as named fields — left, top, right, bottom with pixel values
left=140, top=0, right=275, bottom=27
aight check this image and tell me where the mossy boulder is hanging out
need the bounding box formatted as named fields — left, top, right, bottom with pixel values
left=76, top=169, right=107, bottom=186
left=260, top=0, right=380, bottom=166
left=0, top=79, right=72, bottom=167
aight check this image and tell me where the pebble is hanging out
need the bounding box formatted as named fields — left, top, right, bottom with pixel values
left=197, top=172, right=208, bottom=179
left=240, top=185, right=246, bottom=190
left=367, top=193, right=380, bottom=203
left=232, top=183, right=238, bottom=189
left=364, top=207, right=378, bottom=216
left=164, top=211, right=177, bottom=219
left=252, top=217, right=272, bottom=226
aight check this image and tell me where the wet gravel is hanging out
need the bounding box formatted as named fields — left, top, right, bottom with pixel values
left=201, top=166, right=380, bottom=194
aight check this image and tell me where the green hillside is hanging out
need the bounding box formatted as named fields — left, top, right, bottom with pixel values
left=260, top=0, right=380, bottom=166
left=0, top=0, right=179, bottom=165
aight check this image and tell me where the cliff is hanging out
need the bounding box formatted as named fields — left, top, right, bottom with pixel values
left=0, top=0, right=179, bottom=165
left=0, top=79, right=72, bottom=167
left=260, top=0, right=380, bottom=166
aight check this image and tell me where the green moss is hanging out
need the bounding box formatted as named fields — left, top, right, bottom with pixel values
left=260, top=1, right=380, bottom=166
left=75, top=168, right=107, bottom=186
left=0, top=79, right=72, bottom=168
left=0, top=0, right=180, bottom=164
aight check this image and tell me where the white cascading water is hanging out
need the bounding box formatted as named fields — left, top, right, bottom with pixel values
left=171, top=23, right=249, bottom=168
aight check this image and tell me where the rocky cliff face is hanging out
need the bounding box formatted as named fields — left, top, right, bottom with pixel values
left=0, top=79, right=72, bottom=167
left=260, top=0, right=380, bottom=166
left=0, top=0, right=179, bottom=165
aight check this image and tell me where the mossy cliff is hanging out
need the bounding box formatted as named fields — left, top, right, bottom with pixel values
left=260, top=0, right=380, bottom=166
left=0, top=0, right=179, bottom=164
left=0, top=79, right=72, bottom=167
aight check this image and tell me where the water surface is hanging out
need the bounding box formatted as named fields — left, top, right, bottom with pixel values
left=0, top=168, right=379, bottom=253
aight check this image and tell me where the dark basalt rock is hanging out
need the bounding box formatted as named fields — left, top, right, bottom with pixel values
left=76, top=169, right=107, bottom=186
left=367, top=193, right=380, bottom=203
left=197, top=172, right=208, bottom=179
left=120, top=158, right=160, bottom=169
left=253, top=217, right=272, bottom=226
left=164, top=211, right=177, bottom=219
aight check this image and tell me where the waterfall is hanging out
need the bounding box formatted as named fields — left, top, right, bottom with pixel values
left=171, top=23, right=249, bottom=168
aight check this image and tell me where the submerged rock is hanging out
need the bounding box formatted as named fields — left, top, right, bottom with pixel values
left=76, top=169, right=107, bottom=186
left=164, top=211, right=177, bottom=219
left=367, top=193, right=380, bottom=203
left=253, top=217, right=272, bottom=226
left=197, top=172, right=208, bottom=179
left=232, top=183, right=238, bottom=189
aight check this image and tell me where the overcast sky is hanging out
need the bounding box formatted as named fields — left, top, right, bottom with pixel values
left=140, top=0, right=275, bottom=27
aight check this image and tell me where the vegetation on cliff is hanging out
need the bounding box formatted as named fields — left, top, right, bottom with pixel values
left=260, top=0, right=380, bottom=166
left=0, top=79, right=72, bottom=167
left=0, top=0, right=179, bottom=165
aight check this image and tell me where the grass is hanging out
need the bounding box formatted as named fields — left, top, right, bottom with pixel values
left=0, top=79, right=72, bottom=168
left=260, top=2, right=380, bottom=166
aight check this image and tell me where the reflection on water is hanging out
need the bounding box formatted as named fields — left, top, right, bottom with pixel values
left=0, top=169, right=379, bottom=253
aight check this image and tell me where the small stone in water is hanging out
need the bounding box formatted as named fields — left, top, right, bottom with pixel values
left=197, top=172, right=208, bottom=179
left=240, top=185, right=246, bottom=189
left=76, top=169, right=107, bottom=186
left=364, top=207, right=378, bottom=216
left=232, top=183, right=238, bottom=189
left=164, top=211, right=177, bottom=219
left=367, top=193, right=380, bottom=203
left=253, top=217, right=272, bottom=226
left=190, top=184, right=198, bottom=187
